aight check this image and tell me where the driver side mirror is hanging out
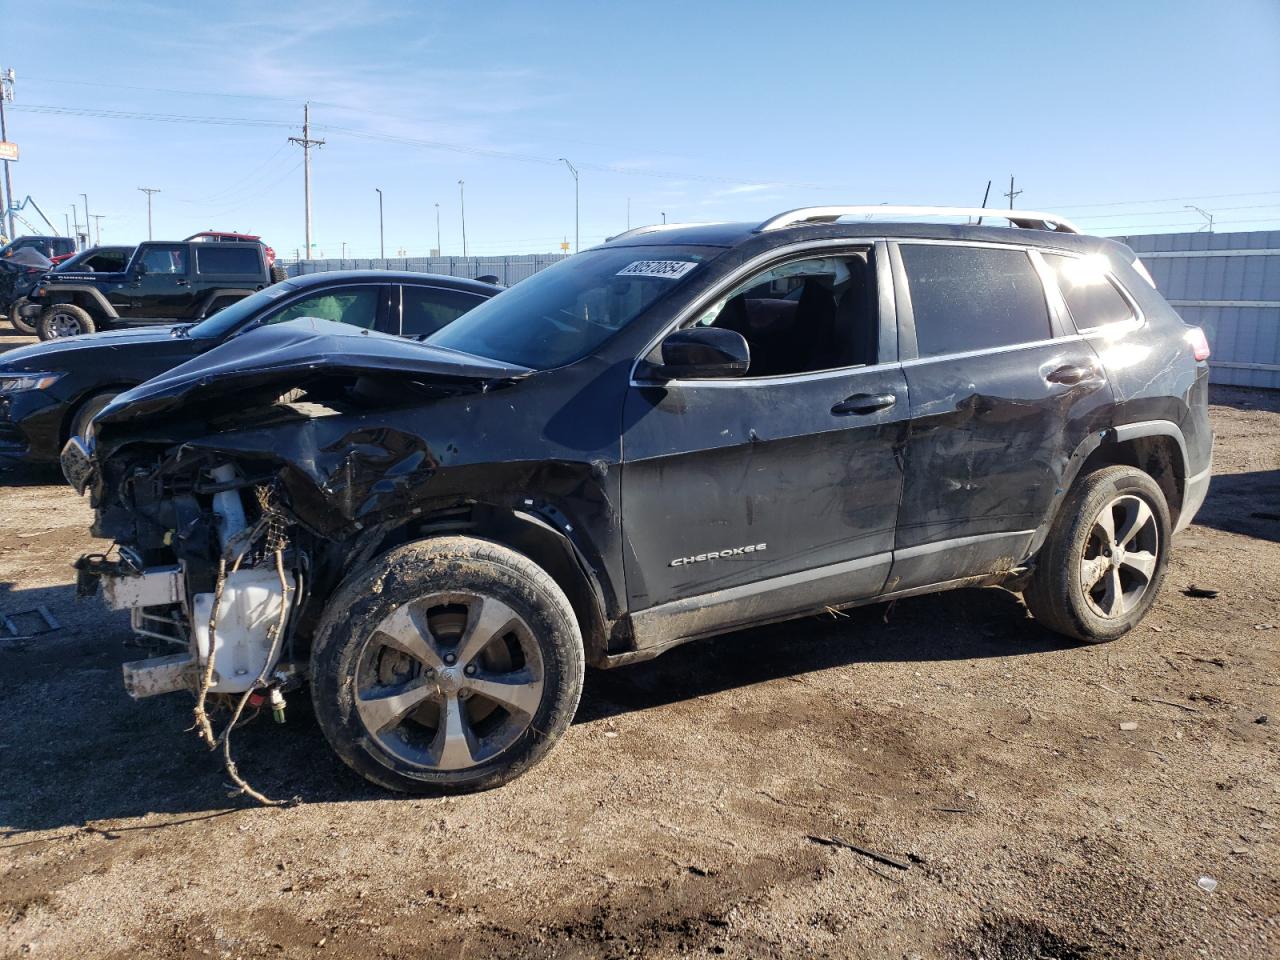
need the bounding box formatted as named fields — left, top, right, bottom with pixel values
left=133, top=261, right=148, bottom=276
left=652, top=327, right=750, bottom=380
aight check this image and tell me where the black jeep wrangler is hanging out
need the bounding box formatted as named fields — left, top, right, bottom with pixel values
left=22, top=239, right=276, bottom=340
left=65, top=206, right=1212, bottom=796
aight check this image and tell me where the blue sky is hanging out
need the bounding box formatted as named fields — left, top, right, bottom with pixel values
left=2, top=0, right=1278, bottom=257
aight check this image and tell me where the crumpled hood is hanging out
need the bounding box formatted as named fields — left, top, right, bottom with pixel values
left=95, top=316, right=532, bottom=424
left=0, top=325, right=191, bottom=370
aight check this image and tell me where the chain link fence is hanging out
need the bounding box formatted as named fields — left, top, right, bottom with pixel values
left=283, top=254, right=568, bottom=287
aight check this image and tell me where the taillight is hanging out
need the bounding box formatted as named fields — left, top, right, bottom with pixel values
left=1186, top=326, right=1211, bottom=362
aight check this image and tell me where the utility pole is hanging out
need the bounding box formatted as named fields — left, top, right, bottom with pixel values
left=288, top=102, right=325, bottom=259
left=375, top=187, right=384, bottom=259
left=341, top=241, right=347, bottom=259
left=138, top=187, right=160, bottom=240
left=1003, top=175, right=1021, bottom=210
left=63, top=212, right=70, bottom=237
left=90, top=214, right=105, bottom=245
left=458, top=179, right=467, bottom=257
left=0, top=68, right=15, bottom=241
left=661, top=211, right=666, bottom=224
left=81, top=193, right=91, bottom=247
left=69, top=204, right=79, bottom=248
left=558, top=157, right=579, bottom=253
left=434, top=202, right=441, bottom=256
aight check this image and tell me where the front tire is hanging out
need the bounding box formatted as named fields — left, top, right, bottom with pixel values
left=39, top=304, right=96, bottom=340
left=1024, top=465, right=1171, bottom=642
left=311, top=536, right=585, bottom=794
left=69, top=390, right=121, bottom=445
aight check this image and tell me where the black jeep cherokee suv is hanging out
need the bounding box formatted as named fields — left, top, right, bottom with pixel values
left=21, top=239, right=275, bottom=340
left=64, top=206, right=1212, bottom=795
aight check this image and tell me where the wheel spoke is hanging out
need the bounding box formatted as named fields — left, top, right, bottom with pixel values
left=356, top=680, right=432, bottom=734
left=1116, top=499, right=1153, bottom=549
left=1094, top=504, right=1117, bottom=547
left=455, top=596, right=519, bottom=668
left=1120, top=549, right=1158, bottom=582
left=468, top=670, right=542, bottom=716
left=1080, top=555, right=1108, bottom=589
left=1099, top=566, right=1123, bottom=616
left=435, top=695, right=477, bottom=769
left=375, top=603, right=444, bottom=669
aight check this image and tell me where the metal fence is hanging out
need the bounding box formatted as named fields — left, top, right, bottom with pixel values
left=285, top=231, right=1280, bottom=390
left=285, top=253, right=568, bottom=287
left=1119, top=230, right=1280, bottom=389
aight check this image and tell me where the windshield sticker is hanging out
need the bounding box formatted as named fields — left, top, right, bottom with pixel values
left=617, top=260, right=699, bottom=280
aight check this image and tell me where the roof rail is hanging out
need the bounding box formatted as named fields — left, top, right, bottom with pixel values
left=755, top=205, right=1081, bottom=235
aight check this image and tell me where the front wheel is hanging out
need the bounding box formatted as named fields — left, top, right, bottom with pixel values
left=311, top=536, right=585, bottom=794
left=1024, top=465, right=1172, bottom=642
left=39, top=304, right=96, bottom=340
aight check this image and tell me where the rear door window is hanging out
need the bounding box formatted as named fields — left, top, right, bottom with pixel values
left=263, top=285, right=381, bottom=330
left=195, top=245, right=261, bottom=276
left=1041, top=253, right=1137, bottom=331
left=400, top=285, right=488, bottom=336
left=900, top=244, right=1051, bottom=357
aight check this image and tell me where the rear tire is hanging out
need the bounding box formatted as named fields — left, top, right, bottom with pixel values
left=1024, top=465, right=1171, bottom=642
left=9, top=298, right=37, bottom=336
left=39, top=304, right=96, bottom=340
left=270, top=264, right=288, bottom=284
left=311, top=535, right=585, bottom=794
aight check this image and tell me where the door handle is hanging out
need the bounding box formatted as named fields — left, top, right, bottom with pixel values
left=174, top=279, right=189, bottom=287
left=832, top=392, right=896, bottom=415
left=1045, top=363, right=1095, bottom=385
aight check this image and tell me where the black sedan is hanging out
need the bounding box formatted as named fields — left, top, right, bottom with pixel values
left=0, top=271, right=500, bottom=463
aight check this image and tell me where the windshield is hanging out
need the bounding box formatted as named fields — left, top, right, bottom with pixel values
left=427, top=246, right=718, bottom=369
left=186, top=281, right=299, bottom=339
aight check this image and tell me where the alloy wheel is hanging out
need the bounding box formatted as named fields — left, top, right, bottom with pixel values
left=47, top=312, right=84, bottom=338
left=354, top=592, right=545, bottom=771
left=1079, top=493, right=1160, bottom=619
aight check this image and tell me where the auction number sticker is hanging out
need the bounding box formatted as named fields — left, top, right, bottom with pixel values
left=617, top=260, right=699, bottom=280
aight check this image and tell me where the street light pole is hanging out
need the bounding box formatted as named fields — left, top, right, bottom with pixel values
left=81, top=193, right=91, bottom=247
left=375, top=187, right=384, bottom=259
left=661, top=211, right=666, bottom=224
left=458, top=180, right=467, bottom=257
left=558, top=157, right=579, bottom=253
left=70, top=204, right=79, bottom=248
left=1185, top=204, right=1214, bottom=232
left=0, top=68, right=15, bottom=242
left=434, top=202, right=441, bottom=256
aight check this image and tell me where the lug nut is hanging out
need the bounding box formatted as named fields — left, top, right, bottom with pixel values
left=464, top=664, right=476, bottom=676
left=425, top=668, right=436, bottom=679
left=444, top=654, right=457, bottom=665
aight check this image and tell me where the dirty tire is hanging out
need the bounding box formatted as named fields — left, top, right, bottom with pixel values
left=1024, top=465, right=1171, bottom=643
left=270, top=264, right=288, bottom=284
left=9, top=298, right=37, bottom=335
left=311, top=535, right=585, bottom=794
left=39, top=303, right=95, bottom=340
left=69, top=390, right=121, bottom=444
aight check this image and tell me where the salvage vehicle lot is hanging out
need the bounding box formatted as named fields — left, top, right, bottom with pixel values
left=0, top=322, right=1277, bottom=958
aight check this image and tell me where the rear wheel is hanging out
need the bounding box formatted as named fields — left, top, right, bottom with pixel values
left=270, top=264, right=288, bottom=284
left=9, top=298, right=37, bottom=336
left=1024, top=465, right=1171, bottom=642
left=39, top=304, right=96, bottom=340
left=311, top=536, right=584, bottom=794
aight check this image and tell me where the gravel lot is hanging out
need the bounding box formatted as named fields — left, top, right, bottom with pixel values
left=1, top=325, right=1277, bottom=959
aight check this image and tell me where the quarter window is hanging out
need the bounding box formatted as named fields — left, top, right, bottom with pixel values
left=1041, top=253, right=1136, bottom=331
left=900, top=244, right=1051, bottom=357
left=195, top=245, right=261, bottom=276
left=138, top=245, right=187, bottom=275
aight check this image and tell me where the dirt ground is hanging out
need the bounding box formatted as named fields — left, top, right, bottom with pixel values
left=1, top=323, right=1276, bottom=960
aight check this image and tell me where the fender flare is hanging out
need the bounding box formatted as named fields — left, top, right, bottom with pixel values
left=38, top=284, right=118, bottom=318
left=1029, top=419, right=1189, bottom=555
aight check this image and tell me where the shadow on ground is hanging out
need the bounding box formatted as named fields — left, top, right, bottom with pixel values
left=1190, top=468, right=1280, bottom=543
left=0, top=573, right=1075, bottom=835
